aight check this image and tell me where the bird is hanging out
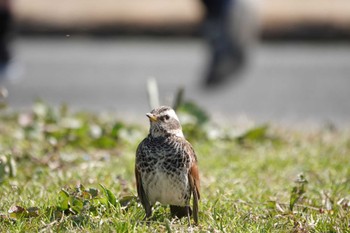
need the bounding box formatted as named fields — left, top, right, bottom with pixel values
left=135, top=106, right=200, bottom=224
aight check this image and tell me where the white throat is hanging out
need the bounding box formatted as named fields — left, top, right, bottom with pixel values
left=172, top=129, right=184, bottom=138
left=150, top=127, right=184, bottom=138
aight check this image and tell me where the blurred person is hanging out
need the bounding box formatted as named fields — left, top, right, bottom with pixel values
left=0, top=0, right=22, bottom=100
left=201, top=0, right=246, bottom=87
left=0, top=0, right=11, bottom=98
left=0, top=0, right=11, bottom=78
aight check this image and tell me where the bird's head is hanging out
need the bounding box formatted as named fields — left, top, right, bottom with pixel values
left=146, top=106, right=184, bottom=138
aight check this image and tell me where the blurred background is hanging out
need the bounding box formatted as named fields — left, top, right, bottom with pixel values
left=1, top=0, right=350, bottom=126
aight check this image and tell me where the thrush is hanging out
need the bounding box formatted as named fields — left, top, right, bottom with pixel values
left=135, top=106, right=200, bottom=224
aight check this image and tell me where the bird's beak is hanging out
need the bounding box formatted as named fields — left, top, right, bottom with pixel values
left=146, top=113, right=158, bottom=122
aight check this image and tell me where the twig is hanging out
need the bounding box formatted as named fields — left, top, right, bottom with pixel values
left=147, top=77, right=160, bottom=109
left=172, top=87, right=184, bottom=111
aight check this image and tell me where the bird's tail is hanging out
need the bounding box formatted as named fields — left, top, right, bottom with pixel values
left=170, top=205, right=192, bottom=219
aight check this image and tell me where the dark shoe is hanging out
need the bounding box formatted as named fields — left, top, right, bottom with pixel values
left=204, top=48, right=245, bottom=87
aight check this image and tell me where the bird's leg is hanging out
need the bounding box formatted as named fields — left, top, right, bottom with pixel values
left=143, top=205, right=152, bottom=222
left=187, top=206, right=192, bottom=228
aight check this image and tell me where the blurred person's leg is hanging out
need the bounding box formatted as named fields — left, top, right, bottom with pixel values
left=201, top=0, right=245, bottom=87
left=0, top=0, right=13, bottom=99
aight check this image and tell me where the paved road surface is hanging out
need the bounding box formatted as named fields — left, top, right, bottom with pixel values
left=4, top=37, right=350, bottom=126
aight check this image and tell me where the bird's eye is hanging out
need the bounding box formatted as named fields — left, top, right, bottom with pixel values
left=164, top=115, right=170, bottom=120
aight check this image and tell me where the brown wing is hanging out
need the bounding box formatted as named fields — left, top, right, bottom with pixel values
left=185, top=141, right=200, bottom=224
left=185, top=141, right=200, bottom=199
left=135, top=140, right=152, bottom=217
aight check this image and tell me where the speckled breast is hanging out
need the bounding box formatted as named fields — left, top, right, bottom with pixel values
left=137, top=136, right=192, bottom=206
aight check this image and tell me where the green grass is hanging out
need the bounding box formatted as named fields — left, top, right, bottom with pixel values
left=0, top=102, right=349, bottom=232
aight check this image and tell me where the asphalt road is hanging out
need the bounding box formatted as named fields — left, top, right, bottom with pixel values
left=4, top=37, right=350, bottom=126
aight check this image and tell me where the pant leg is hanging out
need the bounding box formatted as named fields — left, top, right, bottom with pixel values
left=0, top=6, right=12, bottom=64
left=200, top=0, right=245, bottom=85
